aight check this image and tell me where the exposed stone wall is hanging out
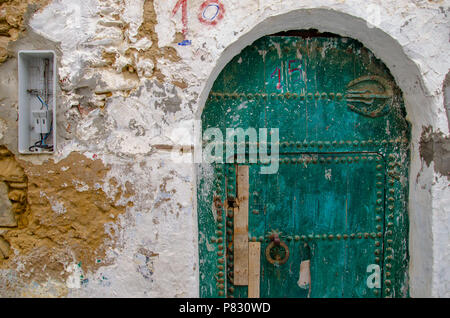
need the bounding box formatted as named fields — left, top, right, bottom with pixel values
left=0, top=148, right=129, bottom=296
left=0, top=0, right=448, bottom=297
left=0, top=0, right=50, bottom=63
left=0, top=146, right=27, bottom=260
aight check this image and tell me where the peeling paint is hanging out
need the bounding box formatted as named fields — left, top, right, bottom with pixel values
left=0, top=0, right=447, bottom=298
left=420, top=126, right=450, bottom=180
left=297, top=260, right=311, bottom=291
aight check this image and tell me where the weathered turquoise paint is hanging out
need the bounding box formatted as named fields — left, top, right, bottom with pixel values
left=198, top=35, right=410, bottom=298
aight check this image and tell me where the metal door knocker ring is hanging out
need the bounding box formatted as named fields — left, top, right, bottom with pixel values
left=265, top=233, right=290, bottom=265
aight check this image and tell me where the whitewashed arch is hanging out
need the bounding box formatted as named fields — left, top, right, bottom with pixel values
left=196, top=8, right=442, bottom=297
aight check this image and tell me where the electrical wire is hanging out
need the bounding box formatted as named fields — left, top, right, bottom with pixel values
left=36, top=95, right=49, bottom=110
left=29, top=95, right=53, bottom=152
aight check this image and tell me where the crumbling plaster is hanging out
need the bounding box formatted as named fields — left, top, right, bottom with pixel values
left=0, top=0, right=448, bottom=297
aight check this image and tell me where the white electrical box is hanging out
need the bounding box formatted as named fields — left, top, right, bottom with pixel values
left=18, top=50, right=56, bottom=154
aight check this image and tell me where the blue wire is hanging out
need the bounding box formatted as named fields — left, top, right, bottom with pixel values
left=37, top=95, right=49, bottom=109
left=36, top=95, right=52, bottom=146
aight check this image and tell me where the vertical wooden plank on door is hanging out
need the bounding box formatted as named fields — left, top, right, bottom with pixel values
left=234, top=165, right=249, bottom=285
left=248, top=242, right=261, bottom=298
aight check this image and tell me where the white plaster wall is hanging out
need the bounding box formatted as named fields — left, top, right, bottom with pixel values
left=23, top=0, right=449, bottom=297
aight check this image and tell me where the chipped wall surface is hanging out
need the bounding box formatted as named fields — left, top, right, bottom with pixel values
left=0, top=0, right=449, bottom=297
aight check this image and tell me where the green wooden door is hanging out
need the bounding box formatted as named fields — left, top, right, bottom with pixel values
left=198, top=34, right=410, bottom=298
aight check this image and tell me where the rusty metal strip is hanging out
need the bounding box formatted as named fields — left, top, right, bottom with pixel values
left=234, top=165, right=249, bottom=286
left=248, top=242, right=261, bottom=298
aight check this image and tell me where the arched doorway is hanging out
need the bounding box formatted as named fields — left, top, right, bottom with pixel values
left=197, top=31, right=410, bottom=298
